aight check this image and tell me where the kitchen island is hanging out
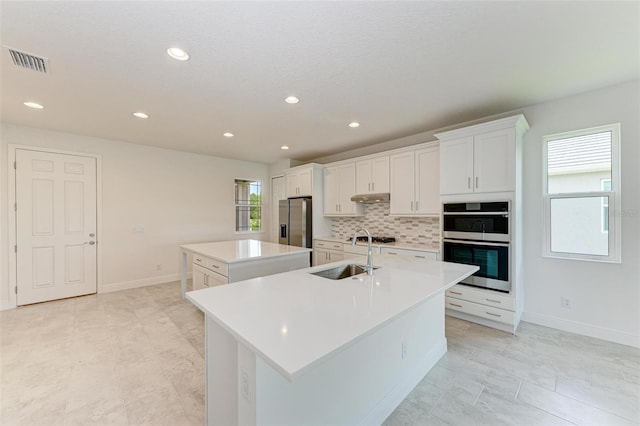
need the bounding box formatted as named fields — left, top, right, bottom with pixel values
left=187, top=255, right=478, bottom=425
left=180, top=239, right=312, bottom=297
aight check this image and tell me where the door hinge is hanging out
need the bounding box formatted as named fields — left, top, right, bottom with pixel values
left=15, top=286, right=17, bottom=294
left=13, top=161, right=16, bottom=170
left=14, top=203, right=17, bottom=212
left=14, top=245, right=17, bottom=253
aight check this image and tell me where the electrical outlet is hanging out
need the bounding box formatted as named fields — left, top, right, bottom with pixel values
left=401, top=340, right=407, bottom=359
left=561, top=297, right=571, bottom=309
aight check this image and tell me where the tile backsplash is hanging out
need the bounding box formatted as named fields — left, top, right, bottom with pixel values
left=329, top=203, right=440, bottom=245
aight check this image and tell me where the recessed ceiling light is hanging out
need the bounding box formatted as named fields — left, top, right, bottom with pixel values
left=24, top=101, right=43, bottom=109
left=284, top=96, right=299, bottom=104
left=349, top=122, right=360, bottom=128
left=166, top=47, right=189, bottom=61
left=281, top=145, right=290, bottom=150
left=133, top=112, right=149, bottom=119
left=223, top=132, right=234, bottom=138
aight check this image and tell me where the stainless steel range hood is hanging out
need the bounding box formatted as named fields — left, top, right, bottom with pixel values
left=350, top=193, right=390, bottom=203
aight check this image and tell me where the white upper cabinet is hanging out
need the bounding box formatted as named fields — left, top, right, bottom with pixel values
left=355, top=156, right=390, bottom=194
left=389, top=144, right=439, bottom=216
left=436, top=115, right=529, bottom=196
left=415, top=147, right=440, bottom=215
left=324, top=162, right=363, bottom=216
left=285, top=166, right=313, bottom=197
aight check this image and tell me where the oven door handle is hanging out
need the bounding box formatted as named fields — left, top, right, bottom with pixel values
left=443, top=239, right=510, bottom=248
left=442, top=212, right=509, bottom=216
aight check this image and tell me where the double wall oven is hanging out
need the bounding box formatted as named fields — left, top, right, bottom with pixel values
left=442, top=201, right=511, bottom=293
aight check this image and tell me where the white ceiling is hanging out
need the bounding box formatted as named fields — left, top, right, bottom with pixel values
left=1, top=1, right=638, bottom=164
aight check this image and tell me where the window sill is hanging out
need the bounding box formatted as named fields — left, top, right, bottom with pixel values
left=542, top=253, right=621, bottom=264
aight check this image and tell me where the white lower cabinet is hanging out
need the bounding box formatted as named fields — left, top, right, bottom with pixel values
left=193, top=264, right=228, bottom=290
left=314, top=239, right=345, bottom=266
left=445, top=284, right=515, bottom=326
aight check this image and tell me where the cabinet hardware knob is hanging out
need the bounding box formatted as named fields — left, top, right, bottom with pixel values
left=475, top=177, right=479, bottom=188
left=486, top=298, right=501, bottom=303
left=449, top=303, right=463, bottom=308
left=467, top=177, right=471, bottom=189
left=450, top=291, right=462, bottom=295
left=486, top=312, right=501, bottom=317
left=415, top=255, right=426, bottom=259
left=196, top=258, right=202, bottom=262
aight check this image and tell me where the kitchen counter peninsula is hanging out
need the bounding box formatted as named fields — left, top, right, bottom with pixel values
left=187, top=255, right=477, bottom=425
left=179, top=239, right=311, bottom=297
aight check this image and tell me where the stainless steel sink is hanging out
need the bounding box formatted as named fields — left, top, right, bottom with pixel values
left=310, top=263, right=378, bottom=280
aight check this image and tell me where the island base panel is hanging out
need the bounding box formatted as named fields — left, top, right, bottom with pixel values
left=205, top=293, right=447, bottom=425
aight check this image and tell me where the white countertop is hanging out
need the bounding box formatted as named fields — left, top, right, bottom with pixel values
left=180, top=239, right=312, bottom=264
left=186, top=255, right=477, bottom=381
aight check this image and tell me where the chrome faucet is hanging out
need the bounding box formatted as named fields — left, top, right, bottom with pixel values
left=352, top=227, right=374, bottom=276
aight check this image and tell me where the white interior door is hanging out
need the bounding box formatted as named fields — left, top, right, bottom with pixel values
left=271, top=176, right=285, bottom=243
left=16, top=149, right=98, bottom=305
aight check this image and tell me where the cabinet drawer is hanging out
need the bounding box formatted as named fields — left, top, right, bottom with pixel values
left=315, top=240, right=344, bottom=251
left=446, top=285, right=514, bottom=311
left=206, top=258, right=228, bottom=276
left=381, top=247, right=437, bottom=260
left=445, top=297, right=514, bottom=325
left=193, top=255, right=229, bottom=277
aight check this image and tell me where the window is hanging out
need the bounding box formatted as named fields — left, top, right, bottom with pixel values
left=235, top=179, right=262, bottom=232
left=542, top=124, right=620, bottom=262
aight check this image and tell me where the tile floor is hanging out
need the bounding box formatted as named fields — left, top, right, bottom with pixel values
left=1, top=281, right=638, bottom=425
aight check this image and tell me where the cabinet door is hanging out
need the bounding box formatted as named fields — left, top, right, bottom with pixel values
left=355, top=160, right=372, bottom=194
left=390, top=152, right=416, bottom=215
left=314, top=248, right=330, bottom=266
left=328, top=251, right=344, bottom=263
left=285, top=172, right=300, bottom=197
left=337, top=163, right=357, bottom=214
left=323, top=167, right=339, bottom=215
left=473, top=129, right=515, bottom=193
left=192, top=265, right=207, bottom=291
left=439, top=136, right=474, bottom=195
left=415, top=147, right=440, bottom=215
left=371, top=156, right=390, bottom=193
left=298, top=168, right=313, bottom=197
left=206, top=271, right=228, bottom=287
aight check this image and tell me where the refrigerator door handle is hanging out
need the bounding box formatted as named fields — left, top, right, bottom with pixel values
left=280, top=224, right=287, bottom=238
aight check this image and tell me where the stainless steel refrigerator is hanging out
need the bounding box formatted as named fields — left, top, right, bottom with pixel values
left=279, top=198, right=313, bottom=248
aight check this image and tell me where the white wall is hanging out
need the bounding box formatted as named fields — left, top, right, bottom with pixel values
left=520, top=79, right=640, bottom=347
left=0, top=123, right=269, bottom=307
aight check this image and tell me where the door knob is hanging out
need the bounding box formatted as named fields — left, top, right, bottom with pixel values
left=84, top=241, right=96, bottom=245
left=89, top=233, right=95, bottom=237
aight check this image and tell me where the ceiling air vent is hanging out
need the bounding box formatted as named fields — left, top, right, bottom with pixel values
left=6, top=47, right=49, bottom=73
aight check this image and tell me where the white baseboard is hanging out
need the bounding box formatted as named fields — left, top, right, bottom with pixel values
left=101, top=272, right=191, bottom=293
left=522, top=311, right=639, bottom=348
left=359, top=338, right=447, bottom=425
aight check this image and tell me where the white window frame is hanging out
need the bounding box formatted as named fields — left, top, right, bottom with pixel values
left=234, top=178, right=263, bottom=234
left=542, top=124, right=621, bottom=263
left=601, top=178, right=611, bottom=233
